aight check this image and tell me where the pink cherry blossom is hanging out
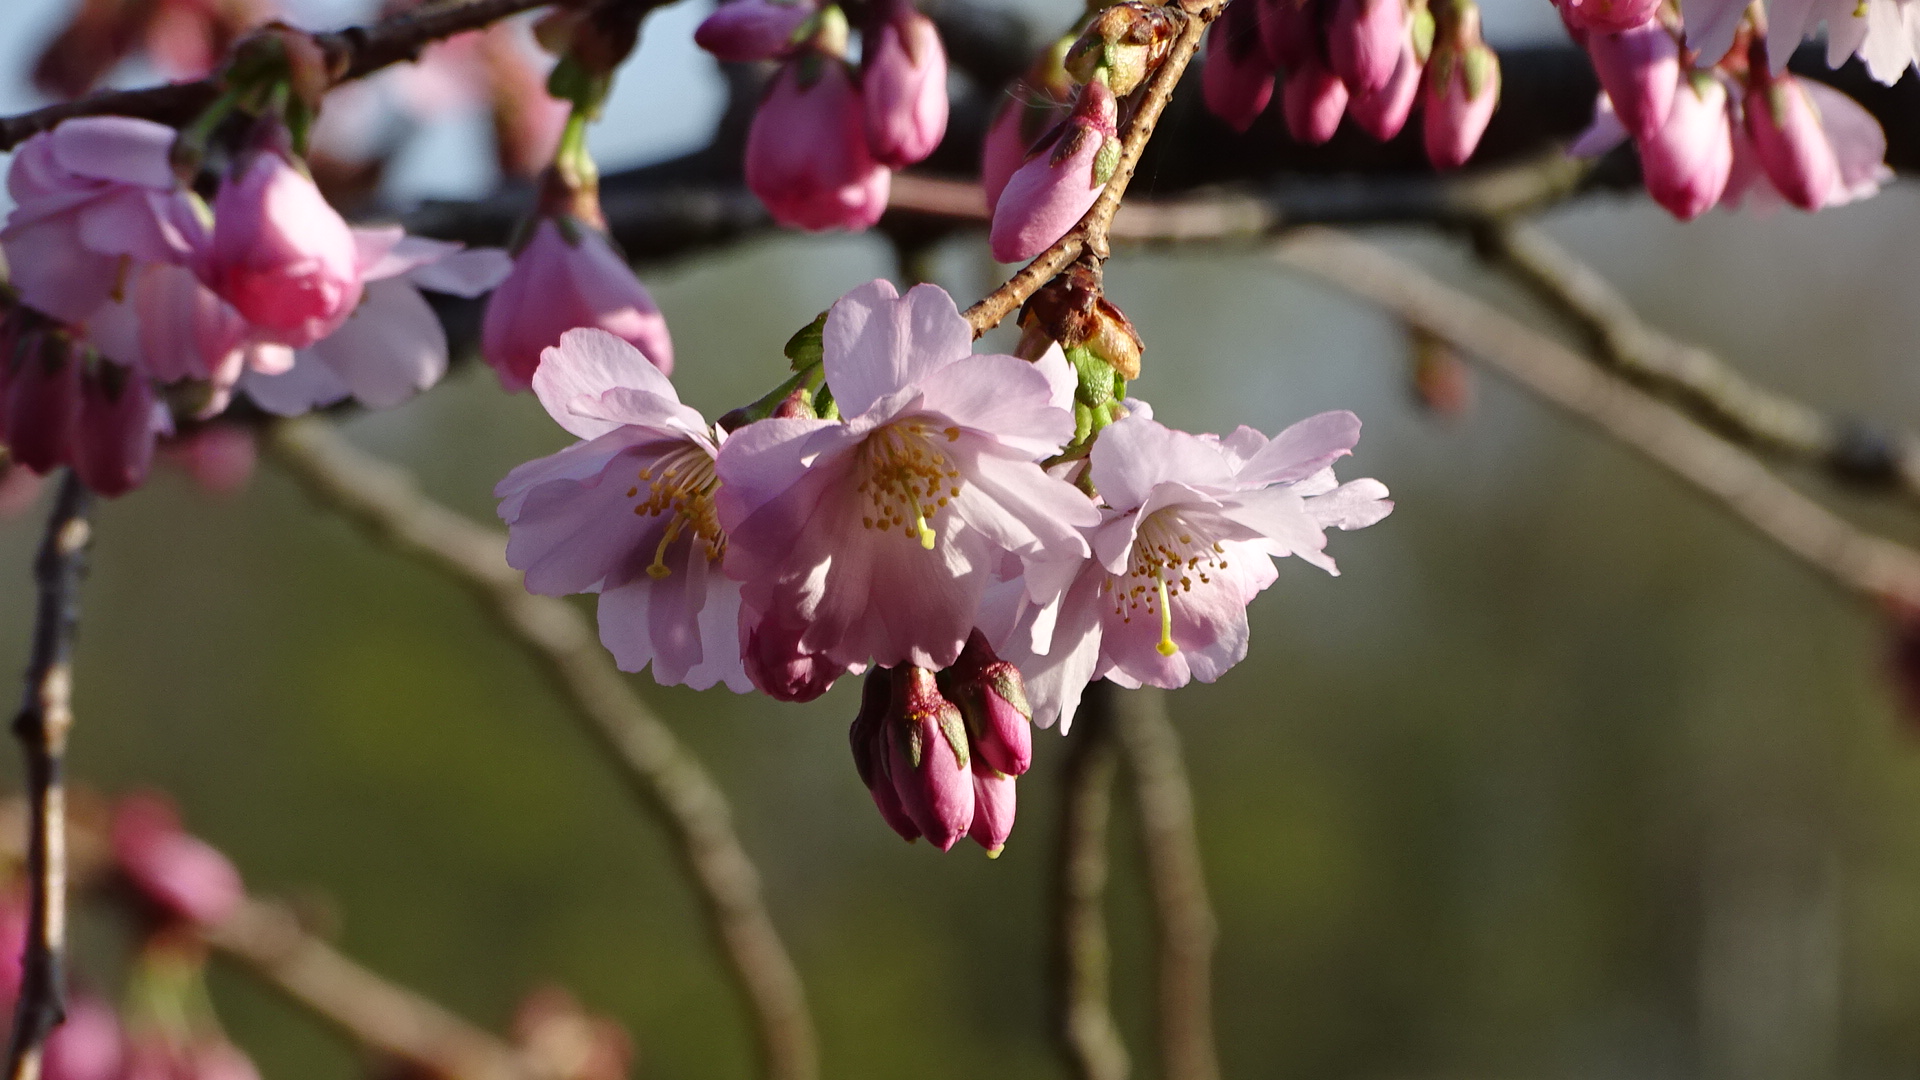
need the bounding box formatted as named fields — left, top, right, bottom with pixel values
left=207, top=145, right=363, bottom=348
left=1724, top=79, right=1890, bottom=212
left=862, top=0, right=949, bottom=169
left=1639, top=73, right=1733, bottom=220
left=111, top=791, right=244, bottom=926
left=883, top=665, right=974, bottom=850
left=715, top=280, right=1098, bottom=674
left=999, top=411, right=1391, bottom=731
left=1328, top=0, right=1408, bottom=96
left=1743, top=73, right=1842, bottom=211
left=1282, top=58, right=1349, bottom=145
left=1202, top=1, right=1278, bottom=133
left=967, top=755, right=1016, bottom=855
left=1349, top=42, right=1424, bottom=140
left=497, top=329, right=749, bottom=692
left=695, top=0, right=816, bottom=62
left=746, top=57, right=891, bottom=232
left=989, top=78, right=1116, bottom=263
left=1584, top=20, right=1679, bottom=141
left=480, top=218, right=672, bottom=393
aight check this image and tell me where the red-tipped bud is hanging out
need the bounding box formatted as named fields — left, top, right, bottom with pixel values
left=1744, top=72, right=1840, bottom=211
left=1585, top=21, right=1679, bottom=141
left=967, top=758, right=1017, bottom=857
left=947, top=630, right=1033, bottom=777
left=884, top=666, right=974, bottom=851
left=1282, top=58, right=1349, bottom=145
left=1202, top=2, right=1277, bottom=132
left=1328, top=0, right=1408, bottom=96
left=1639, top=72, right=1733, bottom=220
left=989, top=77, right=1119, bottom=262
left=3, top=332, right=83, bottom=475
left=74, top=361, right=158, bottom=498
left=695, top=0, right=815, bottom=62
left=1349, top=41, right=1424, bottom=140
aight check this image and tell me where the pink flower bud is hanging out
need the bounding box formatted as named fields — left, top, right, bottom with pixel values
left=1282, top=57, right=1349, bottom=145
left=695, top=0, right=815, bottom=62
left=981, top=86, right=1073, bottom=212
left=862, top=0, right=948, bottom=168
left=747, top=55, right=892, bottom=232
left=480, top=218, right=673, bottom=392
left=1328, top=0, right=1408, bottom=96
left=947, top=630, right=1032, bottom=777
left=989, top=78, right=1118, bottom=263
left=1349, top=41, right=1423, bottom=140
left=208, top=147, right=362, bottom=348
left=161, top=424, right=257, bottom=498
left=740, top=606, right=846, bottom=702
left=43, top=996, right=122, bottom=1080
left=1202, top=1, right=1277, bottom=132
left=1744, top=73, right=1840, bottom=211
left=1638, top=73, right=1733, bottom=220
left=111, top=791, right=245, bottom=926
left=850, top=669, right=921, bottom=841
left=1558, top=0, right=1661, bottom=33
left=884, top=666, right=974, bottom=851
left=967, top=758, right=1016, bottom=857
left=3, top=333, right=82, bottom=475
left=1260, top=0, right=1320, bottom=69
left=73, top=361, right=158, bottom=498
left=1585, top=21, right=1679, bottom=141
left=1422, top=40, right=1500, bottom=169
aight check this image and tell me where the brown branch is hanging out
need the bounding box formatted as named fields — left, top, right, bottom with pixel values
left=5, top=474, right=92, bottom=1080
left=1472, top=219, right=1920, bottom=501
left=206, top=898, right=543, bottom=1080
left=1052, top=682, right=1129, bottom=1080
left=0, top=0, right=557, bottom=151
left=960, top=0, right=1230, bottom=336
left=1274, top=227, right=1920, bottom=608
left=262, top=417, right=817, bottom=1080
left=1113, top=688, right=1217, bottom=1080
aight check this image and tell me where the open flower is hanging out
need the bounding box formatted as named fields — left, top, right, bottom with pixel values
left=1002, top=411, right=1391, bottom=730
left=715, top=280, right=1098, bottom=676
left=497, top=329, right=748, bottom=692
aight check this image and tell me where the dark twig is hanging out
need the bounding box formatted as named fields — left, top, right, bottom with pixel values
left=0, top=0, right=557, bottom=151
left=1275, top=228, right=1920, bottom=608
left=5, top=473, right=92, bottom=1080
left=1052, top=682, right=1129, bottom=1080
left=1114, top=688, right=1218, bottom=1080
left=1473, top=218, right=1920, bottom=500
left=264, top=418, right=817, bottom=1080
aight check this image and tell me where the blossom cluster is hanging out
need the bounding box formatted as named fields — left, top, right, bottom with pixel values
left=498, top=281, right=1391, bottom=852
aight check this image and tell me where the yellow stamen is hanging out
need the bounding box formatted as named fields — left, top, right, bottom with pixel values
left=1155, top=578, right=1177, bottom=657
left=646, top=516, right=686, bottom=579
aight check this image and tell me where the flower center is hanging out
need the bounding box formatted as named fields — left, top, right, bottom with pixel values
left=854, top=421, right=963, bottom=551
left=1098, top=509, right=1232, bottom=658
left=625, top=442, right=725, bottom=578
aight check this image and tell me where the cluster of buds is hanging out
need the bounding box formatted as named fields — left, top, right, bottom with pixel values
left=697, top=0, right=949, bottom=231
left=1564, top=5, right=1890, bottom=218
left=1199, top=0, right=1499, bottom=167
left=849, top=634, right=1034, bottom=854
left=982, top=3, right=1179, bottom=262
left=0, top=312, right=163, bottom=497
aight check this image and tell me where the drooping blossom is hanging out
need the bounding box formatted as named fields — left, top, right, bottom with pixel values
left=862, top=0, right=949, bottom=169
left=745, top=52, right=892, bottom=231
left=999, top=411, right=1391, bottom=731
left=1742, top=70, right=1842, bottom=210
left=206, top=141, right=364, bottom=349
left=694, top=0, right=816, bottom=62
left=497, top=329, right=749, bottom=692
left=73, top=360, right=163, bottom=497
left=1202, top=0, right=1278, bottom=133
left=715, top=280, right=1099, bottom=677
left=1560, top=0, right=1663, bottom=33
left=1583, top=19, right=1680, bottom=140
left=1348, top=41, right=1425, bottom=140
left=111, top=791, right=245, bottom=927
left=1328, top=0, right=1408, bottom=96
left=1724, top=77, right=1891, bottom=211
left=989, top=77, right=1117, bottom=263
left=43, top=995, right=124, bottom=1080
left=1282, top=58, right=1349, bottom=145
left=481, top=217, right=672, bottom=392
left=1639, top=72, right=1734, bottom=220
left=1423, top=8, right=1500, bottom=169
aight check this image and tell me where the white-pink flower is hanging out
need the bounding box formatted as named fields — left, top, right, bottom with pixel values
left=715, top=280, right=1098, bottom=676
left=496, top=329, right=749, bottom=692
left=1000, top=410, right=1391, bottom=730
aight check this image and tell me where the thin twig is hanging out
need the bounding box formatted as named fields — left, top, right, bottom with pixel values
left=5, top=474, right=92, bottom=1080
left=960, top=0, right=1230, bottom=337
left=263, top=417, right=817, bottom=1080
left=1052, top=682, right=1129, bottom=1080
left=1473, top=218, right=1920, bottom=501
left=1274, top=227, right=1920, bottom=608
left=206, top=898, right=542, bottom=1080
left=0, top=0, right=556, bottom=151
left=1114, top=687, right=1217, bottom=1080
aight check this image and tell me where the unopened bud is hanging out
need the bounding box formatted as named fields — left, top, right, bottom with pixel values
left=1064, top=3, right=1180, bottom=95
left=982, top=40, right=1076, bottom=211
left=989, top=78, right=1119, bottom=263
left=1421, top=3, right=1499, bottom=170
left=3, top=331, right=82, bottom=475
left=1328, top=0, right=1409, bottom=97
left=850, top=669, right=921, bottom=841
left=1638, top=71, right=1732, bottom=220
left=1744, top=71, right=1839, bottom=211
left=74, top=360, right=159, bottom=498
left=1201, top=0, right=1277, bottom=133
left=946, top=631, right=1034, bottom=777
left=1584, top=21, right=1678, bottom=142
left=968, top=759, right=1017, bottom=857
left=1260, top=0, right=1320, bottom=70
left=885, top=666, right=974, bottom=851
left=1282, top=57, right=1349, bottom=145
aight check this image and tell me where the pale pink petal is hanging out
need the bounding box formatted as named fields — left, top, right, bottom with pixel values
left=533, top=328, right=684, bottom=439
left=822, top=280, right=973, bottom=419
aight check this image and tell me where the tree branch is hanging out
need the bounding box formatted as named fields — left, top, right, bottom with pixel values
left=1274, top=227, right=1920, bottom=609
left=1472, top=218, right=1920, bottom=502
left=1052, top=682, right=1129, bottom=1080
left=1113, top=688, right=1217, bottom=1080
left=0, top=0, right=558, bottom=151
left=5, top=474, right=92, bottom=1080
left=262, top=417, right=817, bottom=1080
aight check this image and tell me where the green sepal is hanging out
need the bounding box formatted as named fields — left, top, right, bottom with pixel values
left=784, top=310, right=829, bottom=370
left=905, top=719, right=924, bottom=769
left=547, top=55, right=612, bottom=116
left=1066, top=344, right=1116, bottom=407
left=1410, top=6, right=1436, bottom=63
left=1091, top=136, right=1121, bottom=187
left=938, top=710, right=970, bottom=770
left=1073, top=401, right=1094, bottom=444
left=1461, top=45, right=1496, bottom=101
left=814, top=381, right=839, bottom=420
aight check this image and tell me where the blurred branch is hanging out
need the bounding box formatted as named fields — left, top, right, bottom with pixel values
left=961, top=0, right=1230, bottom=336
left=0, top=0, right=558, bottom=151
left=1114, top=688, right=1218, bottom=1080
left=206, top=898, right=542, bottom=1080
left=262, top=418, right=818, bottom=1080
left=1473, top=219, right=1920, bottom=503
left=1274, top=228, right=1920, bottom=609
left=5, top=473, right=92, bottom=1080
left=1052, top=682, right=1129, bottom=1080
